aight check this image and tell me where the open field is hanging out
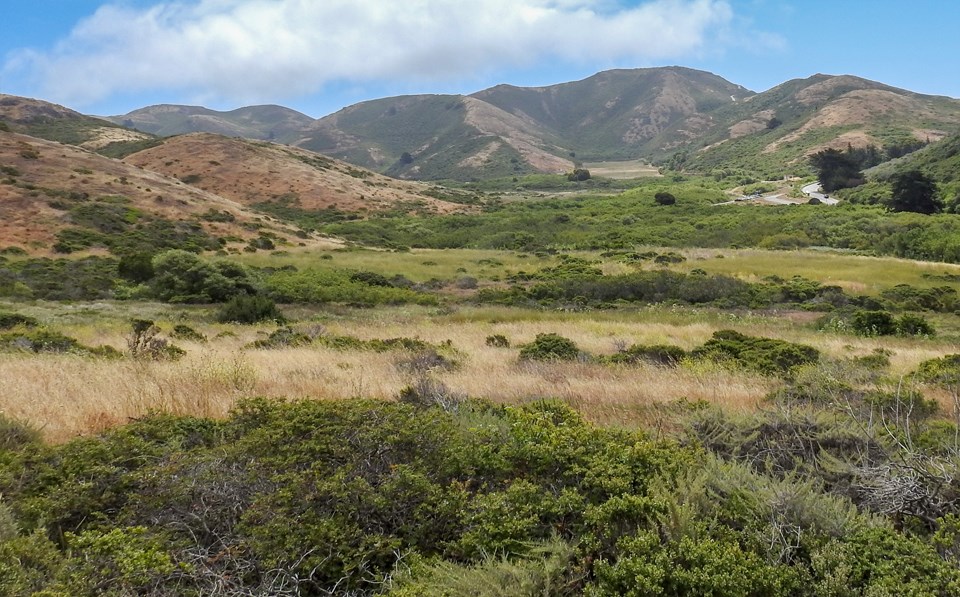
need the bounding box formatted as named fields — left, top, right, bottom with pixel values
left=671, top=247, right=960, bottom=293
left=583, top=159, right=662, bottom=179
left=3, top=296, right=956, bottom=443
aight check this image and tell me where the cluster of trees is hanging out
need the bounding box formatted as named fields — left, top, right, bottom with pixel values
left=810, top=148, right=942, bottom=214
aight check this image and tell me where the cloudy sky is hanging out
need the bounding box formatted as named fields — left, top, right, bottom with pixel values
left=2, top=0, right=958, bottom=117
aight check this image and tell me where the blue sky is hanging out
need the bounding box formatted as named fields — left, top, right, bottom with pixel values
left=2, top=0, right=958, bottom=118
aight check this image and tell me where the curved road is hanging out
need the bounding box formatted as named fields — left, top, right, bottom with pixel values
left=801, top=182, right=839, bottom=205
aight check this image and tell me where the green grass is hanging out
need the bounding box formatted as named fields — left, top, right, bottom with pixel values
left=669, top=248, right=960, bottom=294
left=238, top=247, right=557, bottom=282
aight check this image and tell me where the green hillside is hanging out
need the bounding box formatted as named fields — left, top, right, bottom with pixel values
left=0, top=94, right=136, bottom=147
left=473, top=66, right=752, bottom=161
left=108, top=104, right=315, bottom=142
left=687, top=75, right=960, bottom=180
left=298, top=95, right=551, bottom=180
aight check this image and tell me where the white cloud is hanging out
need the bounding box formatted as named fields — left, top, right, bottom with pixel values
left=5, top=0, right=741, bottom=109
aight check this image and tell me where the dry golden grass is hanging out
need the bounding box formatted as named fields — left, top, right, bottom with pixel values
left=5, top=303, right=958, bottom=442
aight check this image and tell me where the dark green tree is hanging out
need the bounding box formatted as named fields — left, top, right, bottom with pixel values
left=810, top=148, right=864, bottom=192
left=887, top=170, right=942, bottom=214
left=654, top=191, right=676, bottom=206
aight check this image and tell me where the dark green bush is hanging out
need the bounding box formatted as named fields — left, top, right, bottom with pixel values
left=896, top=313, right=935, bottom=336
left=519, top=333, right=581, bottom=361
left=654, top=191, right=677, bottom=205
left=851, top=310, right=897, bottom=336
left=216, top=294, right=285, bottom=324
left=0, top=329, right=83, bottom=353
left=170, top=324, right=206, bottom=342
left=692, top=330, right=819, bottom=376
left=150, top=250, right=258, bottom=303
left=117, top=252, right=155, bottom=283
left=349, top=270, right=394, bottom=287
left=608, top=343, right=686, bottom=366
left=249, top=327, right=311, bottom=349
left=0, top=311, right=39, bottom=330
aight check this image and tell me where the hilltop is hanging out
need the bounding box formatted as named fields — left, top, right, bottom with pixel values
left=107, top=104, right=314, bottom=142
left=0, top=94, right=152, bottom=151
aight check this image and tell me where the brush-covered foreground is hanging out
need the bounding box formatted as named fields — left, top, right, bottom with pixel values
left=1, top=396, right=959, bottom=595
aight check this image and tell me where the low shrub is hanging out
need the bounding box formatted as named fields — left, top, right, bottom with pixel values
left=851, top=310, right=897, bottom=336
left=485, top=334, right=510, bottom=348
left=249, top=327, right=312, bottom=349
left=0, top=312, right=39, bottom=330
left=0, top=329, right=83, bottom=353
left=216, top=295, right=285, bottom=324
left=317, top=334, right=432, bottom=353
left=691, top=330, right=819, bottom=376
left=518, top=333, right=581, bottom=361
left=0, top=413, right=41, bottom=453
left=608, top=343, right=686, bottom=366
left=170, top=324, right=207, bottom=342
left=896, top=313, right=935, bottom=336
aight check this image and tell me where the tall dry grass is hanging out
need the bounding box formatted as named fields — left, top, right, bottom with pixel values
left=2, top=306, right=956, bottom=442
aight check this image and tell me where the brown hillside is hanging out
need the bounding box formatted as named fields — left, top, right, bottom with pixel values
left=123, top=133, right=467, bottom=213
left=460, top=97, right=573, bottom=173
left=0, top=131, right=304, bottom=254
left=764, top=89, right=953, bottom=155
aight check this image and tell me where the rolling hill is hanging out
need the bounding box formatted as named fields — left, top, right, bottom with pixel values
left=686, top=74, right=960, bottom=178
left=0, top=122, right=469, bottom=256
left=120, top=133, right=474, bottom=213
left=0, top=94, right=152, bottom=151
left=94, top=67, right=960, bottom=181
left=0, top=129, right=296, bottom=255
left=108, top=104, right=315, bottom=143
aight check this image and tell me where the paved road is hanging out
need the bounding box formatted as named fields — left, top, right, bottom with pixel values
left=801, top=182, right=839, bottom=205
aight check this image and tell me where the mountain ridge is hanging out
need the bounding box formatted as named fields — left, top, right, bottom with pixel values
left=12, top=66, right=960, bottom=182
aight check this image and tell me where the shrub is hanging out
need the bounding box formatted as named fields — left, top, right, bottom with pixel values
left=127, top=320, right=186, bottom=360
left=150, top=250, right=258, bottom=303
left=117, top=252, right=155, bottom=283
left=896, top=313, right=935, bottom=336
left=609, top=343, right=686, bottom=366
left=349, top=270, right=393, bottom=287
left=215, top=294, right=285, bottom=324
left=519, top=333, right=581, bottom=361
left=851, top=310, right=897, bottom=336
left=691, top=330, right=819, bottom=376
left=485, top=334, right=510, bottom=348
left=654, top=191, right=676, bottom=205
left=0, top=413, right=41, bottom=453
left=0, top=329, right=83, bottom=353
left=170, top=324, right=207, bottom=342
left=0, top=311, right=39, bottom=330
left=249, top=327, right=312, bottom=349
